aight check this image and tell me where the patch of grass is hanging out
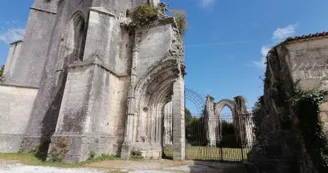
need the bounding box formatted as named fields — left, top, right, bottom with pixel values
left=89, top=154, right=119, bottom=162
left=0, top=153, right=82, bottom=168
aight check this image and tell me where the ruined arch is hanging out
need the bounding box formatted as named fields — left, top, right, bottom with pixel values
left=215, top=99, right=236, bottom=118
left=135, top=60, right=178, bottom=143
left=205, top=96, right=254, bottom=147
left=123, top=59, right=181, bottom=158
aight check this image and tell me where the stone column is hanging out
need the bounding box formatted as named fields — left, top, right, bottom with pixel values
left=172, top=73, right=185, bottom=160
left=121, top=32, right=140, bottom=159
left=205, top=95, right=216, bottom=147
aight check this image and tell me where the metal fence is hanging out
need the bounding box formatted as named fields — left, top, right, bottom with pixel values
left=163, top=114, right=255, bottom=162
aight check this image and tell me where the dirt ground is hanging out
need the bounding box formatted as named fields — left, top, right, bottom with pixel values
left=0, top=159, right=245, bottom=173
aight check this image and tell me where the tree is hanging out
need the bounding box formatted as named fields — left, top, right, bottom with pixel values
left=185, top=108, right=192, bottom=125
left=0, top=65, right=4, bottom=77
left=185, top=108, right=207, bottom=146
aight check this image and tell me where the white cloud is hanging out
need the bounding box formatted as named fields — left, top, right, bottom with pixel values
left=0, top=28, right=25, bottom=44
left=272, top=24, right=296, bottom=41
left=254, top=24, right=297, bottom=69
left=200, top=0, right=215, bottom=7
left=254, top=46, right=270, bottom=69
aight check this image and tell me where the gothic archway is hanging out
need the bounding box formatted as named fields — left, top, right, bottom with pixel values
left=215, top=99, right=236, bottom=118
left=123, top=59, right=181, bottom=159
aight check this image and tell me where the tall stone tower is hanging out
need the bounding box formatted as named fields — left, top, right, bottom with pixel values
left=0, top=0, right=185, bottom=163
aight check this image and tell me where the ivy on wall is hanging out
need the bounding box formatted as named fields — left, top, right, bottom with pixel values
left=0, top=65, right=4, bottom=77
left=252, top=96, right=264, bottom=141
left=292, top=88, right=328, bottom=172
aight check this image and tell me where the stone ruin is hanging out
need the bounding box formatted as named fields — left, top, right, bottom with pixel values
left=204, top=95, right=253, bottom=147
left=0, top=0, right=186, bottom=163
left=246, top=32, right=328, bottom=173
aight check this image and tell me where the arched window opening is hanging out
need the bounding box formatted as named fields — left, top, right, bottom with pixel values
left=219, top=105, right=238, bottom=148
left=63, top=12, right=86, bottom=65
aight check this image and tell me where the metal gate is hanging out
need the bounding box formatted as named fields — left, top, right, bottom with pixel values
left=162, top=88, right=254, bottom=162
left=185, top=114, right=253, bottom=162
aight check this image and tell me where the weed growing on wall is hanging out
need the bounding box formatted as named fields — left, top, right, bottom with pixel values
left=172, top=10, right=188, bottom=37
left=292, top=88, right=328, bottom=172
left=131, top=4, right=159, bottom=28
left=48, top=137, right=69, bottom=162
left=129, top=4, right=188, bottom=38
left=131, top=149, right=143, bottom=159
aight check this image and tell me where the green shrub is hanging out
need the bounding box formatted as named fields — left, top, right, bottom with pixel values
left=87, top=151, right=96, bottom=161
left=292, top=89, right=328, bottom=172
left=131, top=4, right=159, bottom=28
left=131, top=150, right=143, bottom=159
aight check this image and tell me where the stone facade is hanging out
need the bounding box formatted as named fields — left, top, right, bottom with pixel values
left=204, top=95, right=253, bottom=147
left=0, top=0, right=185, bottom=163
left=246, top=32, right=328, bottom=173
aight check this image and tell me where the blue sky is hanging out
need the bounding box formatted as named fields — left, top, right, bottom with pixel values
left=0, top=0, right=328, bottom=115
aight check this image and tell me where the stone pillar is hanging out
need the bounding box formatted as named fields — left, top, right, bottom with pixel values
left=3, top=3, right=58, bottom=87
left=234, top=96, right=252, bottom=146
left=47, top=62, right=112, bottom=163
left=172, top=74, right=185, bottom=160
left=121, top=31, right=140, bottom=159
left=319, top=101, right=328, bottom=138
left=47, top=7, right=119, bottom=163
left=2, top=41, right=23, bottom=81
left=205, top=95, right=216, bottom=147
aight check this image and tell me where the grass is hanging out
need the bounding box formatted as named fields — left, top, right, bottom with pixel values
left=164, top=146, right=251, bottom=162
left=0, top=153, right=83, bottom=168
left=0, top=146, right=250, bottom=168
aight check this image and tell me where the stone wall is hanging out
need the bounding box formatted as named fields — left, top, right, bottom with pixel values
left=0, top=85, right=37, bottom=152
left=246, top=35, right=328, bottom=173
left=2, top=41, right=23, bottom=81
left=0, top=0, right=185, bottom=163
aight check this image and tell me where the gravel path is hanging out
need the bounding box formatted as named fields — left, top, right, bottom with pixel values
left=0, top=164, right=108, bottom=173
left=0, top=160, right=244, bottom=173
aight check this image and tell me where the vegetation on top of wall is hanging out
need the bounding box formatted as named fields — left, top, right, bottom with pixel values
left=130, top=4, right=159, bottom=28
left=0, top=65, right=4, bottom=77
left=292, top=88, right=328, bottom=172
left=171, top=10, right=188, bottom=37
left=129, top=4, right=188, bottom=38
